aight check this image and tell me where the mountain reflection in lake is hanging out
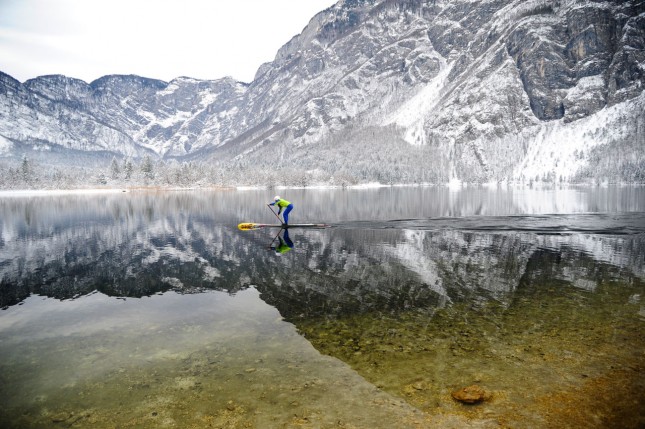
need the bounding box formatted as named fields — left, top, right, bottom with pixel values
left=0, top=187, right=644, bottom=428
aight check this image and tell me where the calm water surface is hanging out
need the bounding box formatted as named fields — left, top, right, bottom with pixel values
left=0, top=186, right=644, bottom=428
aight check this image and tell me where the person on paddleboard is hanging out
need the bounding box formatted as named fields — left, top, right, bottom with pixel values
left=269, top=196, right=293, bottom=225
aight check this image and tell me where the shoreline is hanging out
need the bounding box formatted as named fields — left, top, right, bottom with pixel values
left=0, top=182, right=643, bottom=197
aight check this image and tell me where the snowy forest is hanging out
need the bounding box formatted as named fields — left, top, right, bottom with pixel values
left=3, top=129, right=643, bottom=191
left=0, top=155, right=359, bottom=190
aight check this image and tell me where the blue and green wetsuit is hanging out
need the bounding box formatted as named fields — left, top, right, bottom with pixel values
left=269, top=198, right=293, bottom=225
left=274, top=229, right=294, bottom=254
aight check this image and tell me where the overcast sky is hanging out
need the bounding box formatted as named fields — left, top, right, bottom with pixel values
left=0, top=0, right=337, bottom=84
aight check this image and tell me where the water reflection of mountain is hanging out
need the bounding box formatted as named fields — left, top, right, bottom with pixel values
left=1, top=193, right=643, bottom=314
left=0, top=200, right=240, bottom=308
left=258, top=228, right=645, bottom=322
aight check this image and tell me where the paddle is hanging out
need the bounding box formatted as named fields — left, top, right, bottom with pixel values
left=267, top=204, right=283, bottom=224
left=268, top=228, right=282, bottom=249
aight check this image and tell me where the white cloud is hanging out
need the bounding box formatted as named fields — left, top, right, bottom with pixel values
left=0, top=0, right=337, bottom=83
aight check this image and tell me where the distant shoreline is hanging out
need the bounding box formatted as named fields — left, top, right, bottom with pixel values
left=0, top=182, right=643, bottom=198
left=0, top=186, right=233, bottom=197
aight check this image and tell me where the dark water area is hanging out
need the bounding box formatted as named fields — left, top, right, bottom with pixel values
left=0, top=186, right=644, bottom=428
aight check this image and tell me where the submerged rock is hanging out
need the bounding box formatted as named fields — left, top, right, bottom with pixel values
left=451, top=385, right=491, bottom=404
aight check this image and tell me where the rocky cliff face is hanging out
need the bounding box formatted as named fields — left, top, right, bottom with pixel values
left=0, top=0, right=643, bottom=184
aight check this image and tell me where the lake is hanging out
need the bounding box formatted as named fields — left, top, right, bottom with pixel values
left=0, top=186, right=644, bottom=428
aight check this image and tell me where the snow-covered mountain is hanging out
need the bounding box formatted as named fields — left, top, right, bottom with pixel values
left=0, top=0, right=643, bottom=184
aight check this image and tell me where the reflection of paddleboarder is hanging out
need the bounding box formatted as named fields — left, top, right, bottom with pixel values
left=270, top=229, right=294, bottom=254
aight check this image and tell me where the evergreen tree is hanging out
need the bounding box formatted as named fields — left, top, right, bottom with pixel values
left=20, top=155, right=31, bottom=183
left=110, top=157, right=121, bottom=179
left=123, top=159, right=134, bottom=180
left=141, top=155, right=154, bottom=180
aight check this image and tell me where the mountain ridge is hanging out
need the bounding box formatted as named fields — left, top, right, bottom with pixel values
left=0, top=0, right=643, bottom=185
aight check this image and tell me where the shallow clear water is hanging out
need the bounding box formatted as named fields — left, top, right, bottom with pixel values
left=0, top=186, right=644, bottom=428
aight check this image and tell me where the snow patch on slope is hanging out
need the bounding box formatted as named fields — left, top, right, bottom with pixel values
left=0, top=135, right=13, bottom=153
left=565, top=75, right=605, bottom=102
left=514, top=91, right=645, bottom=181
left=386, top=58, right=451, bottom=145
